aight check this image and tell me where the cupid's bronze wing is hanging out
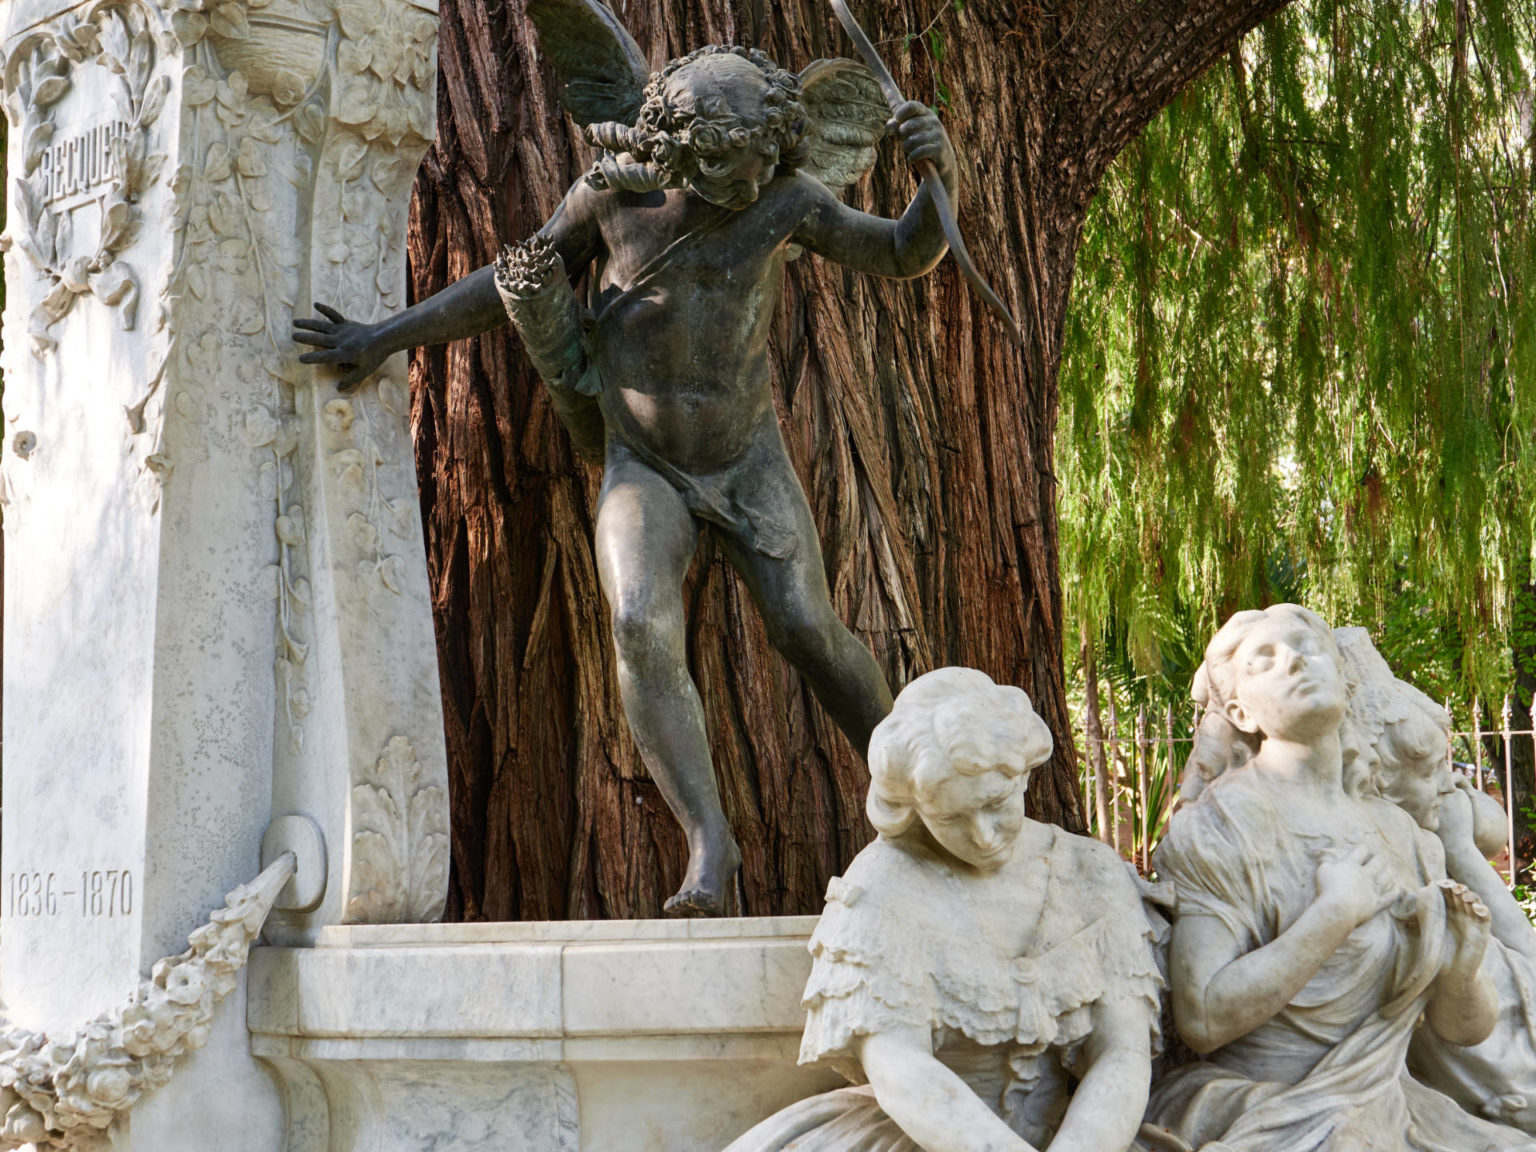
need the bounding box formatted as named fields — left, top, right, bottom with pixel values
left=796, top=58, right=888, bottom=196
left=526, top=0, right=650, bottom=127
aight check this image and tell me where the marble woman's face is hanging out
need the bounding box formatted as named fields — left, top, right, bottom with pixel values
left=916, top=766, right=1028, bottom=871
left=1225, top=615, right=1347, bottom=742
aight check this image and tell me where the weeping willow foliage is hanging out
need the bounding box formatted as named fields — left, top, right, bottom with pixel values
left=1061, top=0, right=1536, bottom=706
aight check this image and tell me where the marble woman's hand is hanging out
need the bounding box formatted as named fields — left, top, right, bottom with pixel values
left=1439, top=878, right=1492, bottom=980
left=1314, top=845, right=1397, bottom=929
left=293, top=303, right=390, bottom=390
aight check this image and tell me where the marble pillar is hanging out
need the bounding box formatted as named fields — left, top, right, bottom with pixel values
left=0, top=0, right=446, bottom=1143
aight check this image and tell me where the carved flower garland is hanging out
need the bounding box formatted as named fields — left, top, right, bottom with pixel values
left=0, top=856, right=294, bottom=1152
left=0, top=2, right=168, bottom=356
left=334, top=0, right=437, bottom=145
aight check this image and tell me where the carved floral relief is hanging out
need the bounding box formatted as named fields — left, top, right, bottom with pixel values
left=347, top=736, right=450, bottom=923
left=0, top=0, right=169, bottom=356
left=1, top=0, right=446, bottom=927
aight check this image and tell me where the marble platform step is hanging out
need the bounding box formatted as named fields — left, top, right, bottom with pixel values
left=247, top=917, right=841, bottom=1152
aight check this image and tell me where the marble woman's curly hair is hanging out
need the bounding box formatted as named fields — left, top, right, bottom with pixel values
left=866, top=667, right=1053, bottom=839
left=1368, top=688, right=1449, bottom=797
left=583, top=46, right=810, bottom=193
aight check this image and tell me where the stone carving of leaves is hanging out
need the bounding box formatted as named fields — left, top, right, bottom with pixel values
left=245, top=405, right=280, bottom=448
left=235, top=136, right=266, bottom=177
left=333, top=134, right=367, bottom=182
left=171, top=11, right=207, bottom=48
left=378, top=553, right=405, bottom=594
left=31, top=188, right=58, bottom=268
left=204, top=139, right=232, bottom=182
left=139, top=74, right=170, bottom=125
left=347, top=830, right=398, bottom=921
left=407, top=790, right=449, bottom=922
left=346, top=738, right=447, bottom=923
left=182, top=64, right=216, bottom=104
left=32, top=74, right=70, bottom=106
left=337, top=39, right=370, bottom=76
left=215, top=70, right=248, bottom=115
left=22, top=123, right=54, bottom=177
left=347, top=511, right=378, bottom=553
left=330, top=449, right=365, bottom=492
left=208, top=2, right=249, bottom=40
left=334, top=74, right=379, bottom=128
left=377, top=376, right=408, bottom=416
left=385, top=498, right=415, bottom=538
left=294, top=102, right=325, bottom=144
left=128, top=28, right=153, bottom=97
left=336, top=0, right=381, bottom=39
left=100, top=196, right=139, bottom=254
left=96, top=11, right=130, bottom=70
left=228, top=296, right=264, bottom=335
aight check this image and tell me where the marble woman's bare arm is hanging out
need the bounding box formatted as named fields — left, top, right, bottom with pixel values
left=1043, top=995, right=1152, bottom=1152
left=1424, top=878, right=1498, bottom=1046
left=1172, top=845, right=1397, bottom=1054
left=1438, top=786, right=1536, bottom=962
left=858, top=1026, right=1037, bottom=1152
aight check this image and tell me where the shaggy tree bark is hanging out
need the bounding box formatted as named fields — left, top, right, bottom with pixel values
left=408, top=0, right=1293, bottom=920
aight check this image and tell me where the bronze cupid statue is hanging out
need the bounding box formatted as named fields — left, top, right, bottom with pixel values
left=294, top=0, right=968, bottom=915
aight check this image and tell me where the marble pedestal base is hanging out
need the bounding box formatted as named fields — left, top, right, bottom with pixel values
left=248, top=918, right=840, bottom=1151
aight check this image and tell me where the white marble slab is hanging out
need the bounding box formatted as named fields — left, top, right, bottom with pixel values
left=249, top=919, right=844, bottom=1151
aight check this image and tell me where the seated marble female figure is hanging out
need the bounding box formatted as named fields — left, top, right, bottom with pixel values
left=1148, top=603, right=1536, bottom=1152
left=1334, top=628, right=1536, bottom=1136
left=725, top=666, right=1162, bottom=1152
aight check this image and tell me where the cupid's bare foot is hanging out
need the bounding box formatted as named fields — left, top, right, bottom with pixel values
left=663, top=836, right=742, bottom=918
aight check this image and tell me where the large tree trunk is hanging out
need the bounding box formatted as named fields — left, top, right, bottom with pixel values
left=408, top=0, right=1290, bottom=920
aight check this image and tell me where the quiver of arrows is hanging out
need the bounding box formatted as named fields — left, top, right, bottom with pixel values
left=494, top=237, right=606, bottom=462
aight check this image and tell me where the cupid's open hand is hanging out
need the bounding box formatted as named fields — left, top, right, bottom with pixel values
left=888, top=100, right=957, bottom=187
left=293, top=303, right=389, bottom=391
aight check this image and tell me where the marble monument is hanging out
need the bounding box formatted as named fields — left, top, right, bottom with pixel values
left=0, top=0, right=448, bottom=1144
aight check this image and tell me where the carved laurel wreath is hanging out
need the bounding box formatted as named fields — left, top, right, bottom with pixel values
left=0, top=1, right=168, bottom=356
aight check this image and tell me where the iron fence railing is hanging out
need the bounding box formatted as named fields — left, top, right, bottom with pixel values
left=1076, top=698, right=1536, bottom=885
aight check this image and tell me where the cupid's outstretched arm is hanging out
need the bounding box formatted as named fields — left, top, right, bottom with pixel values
left=294, top=184, right=602, bottom=389
left=791, top=101, right=957, bottom=281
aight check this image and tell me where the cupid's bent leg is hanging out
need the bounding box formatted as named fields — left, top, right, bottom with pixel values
left=718, top=441, right=894, bottom=760
left=595, top=445, right=740, bottom=916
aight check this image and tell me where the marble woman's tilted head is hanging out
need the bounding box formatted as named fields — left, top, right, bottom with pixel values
left=866, top=667, right=1052, bottom=869
left=1182, top=604, right=1347, bottom=800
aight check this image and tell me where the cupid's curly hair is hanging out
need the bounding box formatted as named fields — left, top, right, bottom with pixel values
left=583, top=46, right=810, bottom=194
